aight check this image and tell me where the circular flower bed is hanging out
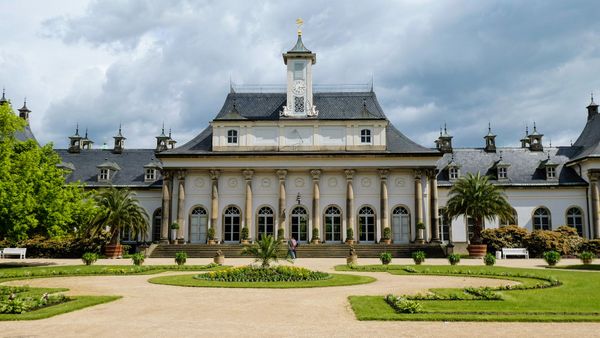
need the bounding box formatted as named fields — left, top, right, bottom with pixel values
left=195, top=265, right=329, bottom=282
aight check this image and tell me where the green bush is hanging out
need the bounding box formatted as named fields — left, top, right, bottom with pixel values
left=131, top=253, right=145, bottom=266
left=277, top=228, right=285, bottom=241
left=579, top=251, right=595, bottom=264
left=543, top=251, right=561, bottom=266
left=241, top=227, right=249, bottom=241
left=412, top=251, right=426, bottom=265
left=481, top=225, right=529, bottom=252
left=196, top=265, right=329, bottom=282
left=170, top=223, right=180, bottom=230
left=580, top=239, right=600, bottom=255
left=416, top=222, right=425, bottom=230
left=483, top=253, right=496, bottom=266
left=175, top=252, right=187, bottom=266
left=447, top=253, right=461, bottom=265
left=311, top=227, right=319, bottom=241
left=0, top=293, right=70, bottom=314
left=207, top=227, right=215, bottom=241
left=382, top=227, right=392, bottom=240
left=81, top=252, right=98, bottom=266
left=0, top=235, right=106, bottom=258
left=346, top=227, right=354, bottom=241
left=385, top=295, right=423, bottom=313
left=379, top=252, right=392, bottom=265
left=526, top=228, right=582, bottom=257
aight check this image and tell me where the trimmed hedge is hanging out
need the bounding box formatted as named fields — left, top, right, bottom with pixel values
left=196, top=266, right=329, bottom=282
left=0, top=235, right=108, bottom=258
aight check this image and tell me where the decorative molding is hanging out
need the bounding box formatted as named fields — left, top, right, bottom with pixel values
left=310, top=169, right=322, bottom=180
left=261, top=178, right=272, bottom=188
left=394, top=177, right=406, bottom=187
left=327, top=177, right=338, bottom=188
left=242, top=169, right=254, bottom=181
left=294, top=177, right=305, bottom=188
left=208, top=169, right=221, bottom=181
left=360, top=177, right=372, bottom=188
left=378, top=169, right=389, bottom=180
left=193, top=177, right=205, bottom=189
left=276, top=169, right=288, bottom=181
left=344, top=169, right=355, bottom=181
left=228, top=178, right=238, bottom=188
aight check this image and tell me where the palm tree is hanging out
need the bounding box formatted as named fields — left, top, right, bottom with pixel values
left=88, top=187, right=149, bottom=256
left=445, top=172, right=513, bottom=244
left=241, top=234, right=281, bottom=268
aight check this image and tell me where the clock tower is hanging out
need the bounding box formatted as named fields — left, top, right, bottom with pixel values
left=282, top=19, right=318, bottom=117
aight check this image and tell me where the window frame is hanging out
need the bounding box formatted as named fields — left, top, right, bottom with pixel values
left=99, top=168, right=110, bottom=181
left=360, top=128, right=372, bottom=144
left=532, top=207, right=551, bottom=230
left=546, top=166, right=556, bottom=180
left=449, top=167, right=459, bottom=180
left=497, top=166, right=508, bottom=180
left=145, top=168, right=156, bottom=182
left=227, top=129, right=239, bottom=144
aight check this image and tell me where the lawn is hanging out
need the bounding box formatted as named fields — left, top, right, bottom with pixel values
left=149, top=272, right=375, bottom=288
left=337, top=264, right=600, bottom=322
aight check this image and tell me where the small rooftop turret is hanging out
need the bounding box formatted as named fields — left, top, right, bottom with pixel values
left=483, top=122, right=496, bottom=153
left=113, top=125, right=126, bottom=154
left=68, top=124, right=83, bottom=153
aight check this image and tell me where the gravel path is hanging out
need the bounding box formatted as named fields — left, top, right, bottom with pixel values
left=0, top=258, right=599, bottom=337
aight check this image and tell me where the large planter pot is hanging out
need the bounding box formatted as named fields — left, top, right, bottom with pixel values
left=346, top=239, right=355, bottom=245
left=208, top=239, right=217, bottom=245
left=381, top=239, right=391, bottom=245
left=467, top=244, right=487, bottom=257
left=104, top=244, right=123, bottom=259
left=170, top=229, right=177, bottom=244
left=583, top=258, right=593, bottom=265
left=416, top=229, right=425, bottom=244
left=241, top=239, right=250, bottom=245
left=311, top=239, right=321, bottom=244
left=346, top=255, right=357, bottom=265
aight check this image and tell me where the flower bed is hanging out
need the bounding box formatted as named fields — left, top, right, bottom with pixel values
left=195, top=266, right=329, bottom=282
left=0, top=286, right=70, bottom=314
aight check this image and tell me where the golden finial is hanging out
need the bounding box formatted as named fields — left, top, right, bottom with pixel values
left=296, top=18, right=304, bottom=36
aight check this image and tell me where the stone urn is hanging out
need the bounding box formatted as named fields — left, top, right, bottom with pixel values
left=381, top=239, right=391, bottom=245
left=416, top=228, right=425, bottom=244
left=241, top=239, right=250, bottom=245
left=311, top=238, right=321, bottom=245
left=346, top=246, right=358, bottom=265
left=208, top=239, right=217, bottom=245
left=214, top=250, right=225, bottom=265
left=170, top=229, right=177, bottom=244
left=346, top=239, right=355, bottom=245
left=467, top=244, right=487, bottom=257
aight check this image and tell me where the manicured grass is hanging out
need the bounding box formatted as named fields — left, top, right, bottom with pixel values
left=0, top=295, right=121, bottom=320
left=338, top=264, right=600, bottom=322
left=149, top=272, right=375, bottom=288
left=551, top=264, right=600, bottom=271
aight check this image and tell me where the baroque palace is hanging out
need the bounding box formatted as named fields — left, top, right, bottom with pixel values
left=6, top=28, right=600, bottom=253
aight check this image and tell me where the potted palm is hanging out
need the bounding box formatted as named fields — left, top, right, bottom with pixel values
left=346, top=227, right=355, bottom=245
left=415, top=222, right=426, bottom=244
left=87, top=187, right=149, bottom=258
left=241, top=235, right=281, bottom=268
left=240, top=226, right=250, bottom=244
left=381, top=227, right=392, bottom=245
left=445, top=173, right=513, bottom=257
left=170, top=223, right=179, bottom=244
left=311, top=227, right=320, bottom=244
left=207, top=227, right=217, bottom=245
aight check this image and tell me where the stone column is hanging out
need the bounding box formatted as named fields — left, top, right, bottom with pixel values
left=209, top=169, right=220, bottom=240
left=276, top=169, right=287, bottom=239
left=310, top=169, right=321, bottom=243
left=414, top=170, right=424, bottom=243
left=243, top=169, right=254, bottom=241
left=430, top=170, right=441, bottom=243
left=591, top=175, right=600, bottom=239
left=160, top=171, right=172, bottom=244
left=345, top=169, right=356, bottom=242
left=176, top=170, right=186, bottom=244
left=378, top=169, right=390, bottom=242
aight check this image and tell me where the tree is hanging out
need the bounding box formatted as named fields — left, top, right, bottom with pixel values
left=0, top=103, right=96, bottom=242
left=87, top=187, right=149, bottom=246
left=445, top=172, right=513, bottom=244
left=241, top=235, right=281, bottom=268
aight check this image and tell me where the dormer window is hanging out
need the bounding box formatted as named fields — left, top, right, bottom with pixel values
left=360, top=129, right=372, bottom=144
left=546, top=166, right=556, bottom=180
left=227, top=129, right=238, bottom=144
left=144, top=159, right=162, bottom=183
left=97, top=160, right=121, bottom=183
left=449, top=167, right=459, bottom=180
left=145, top=168, right=156, bottom=182
left=498, top=167, right=507, bottom=180
left=99, top=168, right=110, bottom=181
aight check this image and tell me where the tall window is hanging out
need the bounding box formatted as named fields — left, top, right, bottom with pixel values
left=360, top=129, right=372, bottom=144
left=152, top=208, right=162, bottom=242
left=189, top=207, right=208, bottom=243
left=223, top=206, right=241, bottom=242
left=227, top=130, right=238, bottom=144
left=257, top=206, right=275, bottom=240
left=439, top=208, right=450, bottom=242
left=449, top=168, right=459, bottom=180
left=358, top=206, right=375, bottom=242
left=291, top=206, right=308, bottom=242
left=500, top=208, right=518, bottom=227
left=324, top=206, right=342, bottom=242
left=392, top=206, right=410, bottom=244
left=532, top=207, right=551, bottom=230
left=466, top=216, right=475, bottom=242
left=566, top=207, right=583, bottom=236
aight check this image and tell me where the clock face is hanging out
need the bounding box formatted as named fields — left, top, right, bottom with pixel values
left=292, top=80, right=306, bottom=95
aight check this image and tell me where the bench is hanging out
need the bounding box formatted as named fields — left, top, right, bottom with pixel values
left=1, top=248, right=27, bottom=259
left=501, top=247, right=529, bottom=259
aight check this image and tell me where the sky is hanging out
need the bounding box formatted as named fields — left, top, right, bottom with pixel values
left=1, top=0, right=600, bottom=149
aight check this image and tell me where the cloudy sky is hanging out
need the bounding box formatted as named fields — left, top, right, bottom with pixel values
left=1, top=0, right=599, bottom=149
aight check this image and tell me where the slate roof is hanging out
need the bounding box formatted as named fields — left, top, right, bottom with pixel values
left=568, top=112, right=600, bottom=163
left=55, top=149, right=162, bottom=188
left=436, top=147, right=586, bottom=187
left=15, top=124, right=38, bottom=144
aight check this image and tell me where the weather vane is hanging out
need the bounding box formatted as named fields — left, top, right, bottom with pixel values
left=296, top=18, right=304, bottom=36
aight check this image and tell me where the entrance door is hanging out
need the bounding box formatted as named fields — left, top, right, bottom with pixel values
left=392, top=206, right=410, bottom=244
left=358, top=206, right=375, bottom=242
left=189, top=207, right=208, bottom=243
left=223, top=206, right=241, bottom=242
left=257, top=206, right=275, bottom=240
left=324, top=206, right=342, bottom=242
left=290, top=206, right=308, bottom=242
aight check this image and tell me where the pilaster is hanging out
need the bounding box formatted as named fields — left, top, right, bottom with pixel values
left=345, top=169, right=355, bottom=242
left=310, top=169, right=321, bottom=243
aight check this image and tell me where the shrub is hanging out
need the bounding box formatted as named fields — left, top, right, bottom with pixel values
left=382, top=227, right=392, bottom=240
left=580, top=239, right=600, bottom=255
left=346, top=227, right=354, bottom=241
left=0, top=235, right=107, bottom=258
left=196, top=265, right=328, bottom=282
left=385, top=295, right=423, bottom=314
left=481, top=225, right=529, bottom=252
left=131, top=253, right=145, bottom=266
left=412, top=251, right=426, bottom=265
left=311, top=227, right=319, bottom=241
left=175, top=252, right=187, bottom=266
left=170, top=223, right=180, bottom=230
left=579, top=251, right=595, bottom=264
left=526, top=228, right=582, bottom=257
left=81, top=252, right=98, bottom=266
left=543, top=251, right=561, bottom=266
left=483, top=253, right=496, bottom=266
left=416, top=222, right=425, bottom=230
left=277, top=228, right=285, bottom=240
left=379, top=252, right=392, bottom=265
left=447, top=253, right=461, bottom=265
left=241, top=227, right=249, bottom=241
left=207, top=227, right=215, bottom=241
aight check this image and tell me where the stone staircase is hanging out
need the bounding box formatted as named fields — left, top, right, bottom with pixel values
left=150, top=243, right=445, bottom=259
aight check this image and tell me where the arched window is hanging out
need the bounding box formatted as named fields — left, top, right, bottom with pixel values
left=466, top=216, right=475, bottom=242
left=257, top=206, right=275, bottom=240
left=223, top=206, right=241, bottom=242
left=391, top=206, right=410, bottom=244
left=532, top=207, right=551, bottom=230
left=566, top=207, right=583, bottom=236
left=360, top=129, right=372, bottom=144
left=291, top=206, right=308, bottom=242
left=227, top=129, right=238, bottom=144
left=324, top=206, right=342, bottom=242
left=438, top=208, right=450, bottom=242
left=500, top=208, right=518, bottom=227
left=358, top=206, right=375, bottom=242
left=189, top=207, right=208, bottom=243
left=152, top=208, right=162, bottom=242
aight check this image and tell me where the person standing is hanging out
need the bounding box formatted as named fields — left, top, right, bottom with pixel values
left=288, top=236, right=298, bottom=261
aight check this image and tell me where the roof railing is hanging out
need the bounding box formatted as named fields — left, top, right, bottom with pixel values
left=230, top=83, right=372, bottom=93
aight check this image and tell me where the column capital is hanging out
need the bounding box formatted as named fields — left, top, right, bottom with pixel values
left=161, top=170, right=173, bottom=181
left=414, top=169, right=423, bottom=179
left=209, top=169, right=221, bottom=180
left=310, top=169, right=322, bottom=181
left=276, top=169, right=288, bottom=181
left=378, top=169, right=389, bottom=179
left=425, top=168, right=438, bottom=178
left=344, top=169, right=355, bottom=180
left=242, top=169, right=254, bottom=181
left=177, top=170, right=186, bottom=181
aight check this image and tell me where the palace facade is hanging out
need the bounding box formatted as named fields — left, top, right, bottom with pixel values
left=6, top=30, right=600, bottom=251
